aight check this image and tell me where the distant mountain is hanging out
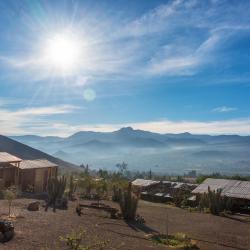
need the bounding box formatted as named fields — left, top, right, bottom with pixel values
left=10, top=127, right=250, bottom=175
left=0, top=135, right=78, bottom=171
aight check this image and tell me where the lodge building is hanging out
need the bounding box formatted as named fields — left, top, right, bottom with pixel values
left=0, top=152, right=58, bottom=193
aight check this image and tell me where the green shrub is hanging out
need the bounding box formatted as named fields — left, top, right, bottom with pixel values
left=151, top=233, right=199, bottom=249
left=3, top=186, right=17, bottom=217
left=59, top=229, right=108, bottom=250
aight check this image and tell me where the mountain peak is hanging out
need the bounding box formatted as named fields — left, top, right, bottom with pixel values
left=118, top=127, right=134, bottom=132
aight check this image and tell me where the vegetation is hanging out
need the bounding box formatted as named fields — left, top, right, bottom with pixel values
left=198, top=187, right=233, bottom=215
left=118, top=182, right=140, bottom=221
left=173, top=190, right=189, bottom=208
left=59, top=229, right=108, bottom=250
left=68, top=175, right=77, bottom=201
left=3, top=186, right=17, bottom=217
left=151, top=233, right=199, bottom=249
left=94, top=179, right=107, bottom=205
left=46, top=176, right=67, bottom=212
left=112, top=185, right=120, bottom=202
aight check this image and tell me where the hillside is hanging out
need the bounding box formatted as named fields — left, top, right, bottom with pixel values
left=0, top=135, right=79, bottom=171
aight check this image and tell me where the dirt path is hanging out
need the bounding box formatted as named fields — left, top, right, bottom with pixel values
left=0, top=199, right=249, bottom=250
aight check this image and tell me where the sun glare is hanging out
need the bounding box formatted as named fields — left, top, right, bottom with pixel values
left=44, top=32, right=82, bottom=73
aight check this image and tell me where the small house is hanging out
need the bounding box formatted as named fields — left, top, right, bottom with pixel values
left=0, top=152, right=58, bottom=193
left=132, top=179, right=161, bottom=191
left=192, top=178, right=250, bottom=209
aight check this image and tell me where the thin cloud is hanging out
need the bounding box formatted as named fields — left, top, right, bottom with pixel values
left=0, top=105, right=79, bottom=135
left=5, top=118, right=250, bottom=137
left=1, top=0, right=250, bottom=82
left=212, top=106, right=237, bottom=113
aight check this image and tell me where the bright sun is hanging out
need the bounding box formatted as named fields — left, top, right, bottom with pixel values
left=44, top=32, right=82, bottom=73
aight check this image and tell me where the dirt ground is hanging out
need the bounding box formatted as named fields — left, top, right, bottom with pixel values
left=0, top=199, right=249, bottom=250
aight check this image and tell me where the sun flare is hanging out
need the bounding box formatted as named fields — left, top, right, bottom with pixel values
left=44, top=32, right=82, bottom=73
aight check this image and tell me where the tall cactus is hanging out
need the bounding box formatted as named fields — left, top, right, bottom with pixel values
left=68, top=175, right=77, bottom=201
left=112, top=185, right=120, bottom=202
left=118, top=182, right=140, bottom=221
left=45, top=176, right=67, bottom=212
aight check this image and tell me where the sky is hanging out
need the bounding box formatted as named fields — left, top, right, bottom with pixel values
left=0, top=0, right=250, bottom=136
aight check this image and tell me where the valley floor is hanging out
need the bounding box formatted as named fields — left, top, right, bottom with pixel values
left=0, top=199, right=249, bottom=250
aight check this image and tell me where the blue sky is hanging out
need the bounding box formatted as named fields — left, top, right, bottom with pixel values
left=0, top=0, right=250, bottom=136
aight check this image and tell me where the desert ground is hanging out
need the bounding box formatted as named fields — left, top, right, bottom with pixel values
left=0, top=199, right=249, bottom=250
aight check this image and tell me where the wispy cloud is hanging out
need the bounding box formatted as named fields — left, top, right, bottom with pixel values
left=71, top=118, right=250, bottom=136
left=4, top=117, right=250, bottom=137
left=146, top=30, right=223, bottom=75
left=212, top=106, right=237, bottom=113
left=1, top=0, right=250, bottom=82
left=0, top=105, right=79, bottom=135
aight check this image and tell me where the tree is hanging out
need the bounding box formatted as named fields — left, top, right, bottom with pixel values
left=98, top=169, right=109, bottom=180
left=148, top=169, right=152, bottom=179
left=115, top=162, right=128, bottom=176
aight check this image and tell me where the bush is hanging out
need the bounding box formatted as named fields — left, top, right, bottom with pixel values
left=3, top=186, right=18, bottom=217
left=59, top=229, right=108, bottom=250
left=151, top=233, right=199, bottom=249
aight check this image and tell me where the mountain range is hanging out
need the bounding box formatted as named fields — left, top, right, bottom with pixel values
left=10, top=127, right=250, bottom=175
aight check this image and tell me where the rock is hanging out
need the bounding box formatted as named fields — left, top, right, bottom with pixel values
left=55, top=197, right=68, bottom=210
left=0, top=220, right=14, bottom=242
left=27, top=201, right=40, bottom=211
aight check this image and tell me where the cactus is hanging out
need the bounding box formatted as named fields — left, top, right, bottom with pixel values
left=118, top=182, right=140, bottom=221
left=68, top=175, right=77, bottom=201
left=112, top=185, right=120, bottom=202
left=45, top=175, right=67, bottom=212
left=198, top=186, right=233, bottom=215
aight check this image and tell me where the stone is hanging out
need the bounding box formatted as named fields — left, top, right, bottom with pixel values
left=27, top=201, right=40, bottom=211
left=0, top=220, right=14, bottom=242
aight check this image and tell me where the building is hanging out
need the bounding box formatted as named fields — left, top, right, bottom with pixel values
left=0, top=152, right=58, bottom=193
left=192, top=178, right=250, bottom=207
left=132, top=179, right=161, bottom=191
left=132, top=178, right=197, bottom=203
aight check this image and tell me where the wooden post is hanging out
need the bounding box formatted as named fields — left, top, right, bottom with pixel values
left=17, top=162, right=20, bottom=187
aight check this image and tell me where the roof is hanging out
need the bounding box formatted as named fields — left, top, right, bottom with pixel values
left=154, top=193, right=164, bottom=197
left=188, top=195, right=196, bottom=201
left=164, top=193, right=173, bottom=198
left=132, top=179, right=160, bottom=187
left=163, top=181, right=197, bottom=189
left=19, top=159, right=58, bottom=170
left=192, top=178, right=250, bottom=200
left=0, top=152, right=22, bottom=163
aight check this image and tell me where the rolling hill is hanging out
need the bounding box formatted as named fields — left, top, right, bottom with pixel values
left=0, top=135, right=79, bottom=171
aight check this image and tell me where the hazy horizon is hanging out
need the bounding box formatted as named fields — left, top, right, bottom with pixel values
left=7, top=126, right=250, bottom=138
